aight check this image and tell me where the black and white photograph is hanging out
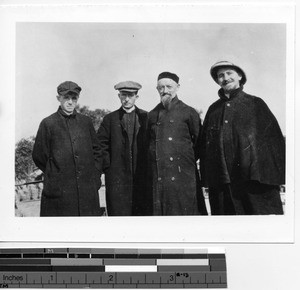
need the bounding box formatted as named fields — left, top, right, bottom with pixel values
left=14, top=22, right=287, bottom=218
left=0, top=2, right=295, bottom=243
left=0, top=2, right=299, bottom=289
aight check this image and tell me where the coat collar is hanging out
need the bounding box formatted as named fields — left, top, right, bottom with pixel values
left=118, top=106, right=142, bottom=118
left=57, top=106, right=77, bottom=118
left=218, top=86, right=244, bottom=101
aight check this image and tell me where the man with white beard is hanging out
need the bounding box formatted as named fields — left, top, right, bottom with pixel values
left=147, top=72, right=207, bottom=216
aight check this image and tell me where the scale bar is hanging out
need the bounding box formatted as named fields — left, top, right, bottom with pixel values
left=0, top=248, right=227, bottom=288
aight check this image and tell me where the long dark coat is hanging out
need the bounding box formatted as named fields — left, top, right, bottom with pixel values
left=148, top=97, right=207, bottom=215
left=97, top=107, right=149, bottom=216
left=32, top=107, right=102, bottom=216
left=200, top=87, right=285, bottom=188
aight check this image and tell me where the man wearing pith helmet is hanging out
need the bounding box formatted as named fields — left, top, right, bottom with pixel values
left=147, top=72, right=208, bottom=215
left=32, top=81, right=103, bottom=216
left=200, top=61, right=285, bottom=215
left=97, top=81, right=149, bottom=216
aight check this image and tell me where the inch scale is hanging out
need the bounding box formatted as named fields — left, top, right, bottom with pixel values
left=0, top=248, right=227, bottom=288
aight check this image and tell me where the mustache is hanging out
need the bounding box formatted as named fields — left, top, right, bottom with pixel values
left=162, top=93, right=171, bottom=96
left=222, top=80, right=232, bottom=85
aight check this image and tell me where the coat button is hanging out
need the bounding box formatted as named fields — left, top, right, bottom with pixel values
left=158, top=177, right=162, bottom=181
left=170, top=157, right=173, bottom=161
left=169, top=119, right=174, bottom=123
left=224, top=120, right=228, bottom=124
left=168, top=137, right=173, bottom=141
left=227, top=103, right=230, bottom=107
left=171, top=177, right=175, bottom=181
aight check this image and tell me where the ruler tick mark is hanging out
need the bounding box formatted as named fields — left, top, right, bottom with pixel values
left=0, top=248, right=226, bottom=288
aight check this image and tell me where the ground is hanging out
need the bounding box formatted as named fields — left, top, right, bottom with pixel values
left=15, top=182, right=285, bottom=217
left=15, top=185, right=107, bottom=217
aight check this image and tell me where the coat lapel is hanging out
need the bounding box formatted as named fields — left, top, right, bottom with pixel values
left=134, top=107, right=141, bottom=138
left=118, top=108, right=127, bottom=132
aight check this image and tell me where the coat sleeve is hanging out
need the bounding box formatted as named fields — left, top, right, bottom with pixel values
left=188, top=108, right=202, bottom=160
left=198, top=106, right=212, bottom=187
left=254, top=97, right=285, bottom=184
left=96, top=115, right=111, bottom=172
left=89, top=119, right=103, bottom=174
left=32, top=120, right=50, bottom=173
left=88, top=118, right=103, bottom=190
left=188, top=108, right=208, bottom=215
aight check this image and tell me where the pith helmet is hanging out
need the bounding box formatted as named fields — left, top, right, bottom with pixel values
left=210, top=61, right=247, bottom=85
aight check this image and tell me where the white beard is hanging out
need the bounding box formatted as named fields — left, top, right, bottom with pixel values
left=161, top=95, right=173, bottom=108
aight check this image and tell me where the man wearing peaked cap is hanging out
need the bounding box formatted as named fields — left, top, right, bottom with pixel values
left=200, top=61, right=285, bottom=215
left=114, top=81, right=142, bottom=92
left=97, top=80, right=150, bottom=216
left=32, top=81, right=103, bottom=216
left=147, top=72, right=208, bottom=216
left=57, top=80, right=82, bottom=95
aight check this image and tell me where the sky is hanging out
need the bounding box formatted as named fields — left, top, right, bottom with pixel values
left=16, top=22, right=286, bottom=141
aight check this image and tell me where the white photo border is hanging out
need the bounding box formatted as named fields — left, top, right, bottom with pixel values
left=0, top=3, right=295, bottom=243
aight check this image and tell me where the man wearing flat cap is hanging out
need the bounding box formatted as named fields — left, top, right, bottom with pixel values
left=200, top=61, right=285, bottom=215
left=32, top=81, right=103, bottom=216
left=97, top=81, right=149, bottom=216
left=147, top=72, right=208, bottom=215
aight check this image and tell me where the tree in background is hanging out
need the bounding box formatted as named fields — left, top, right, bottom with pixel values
left=76, top=105, right=110, bottom=132
left=15, top=136, right=36, bottom=184
left=15, top=136, right=37, bottom=202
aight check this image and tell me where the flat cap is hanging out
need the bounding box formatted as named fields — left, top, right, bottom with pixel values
left=114, top=81, right=142, bottom=92
left=57, top=81, right=82, bottom=95
left=157, top=71, right=179, bottom=84
left=210, top=61, right=247, bottom=85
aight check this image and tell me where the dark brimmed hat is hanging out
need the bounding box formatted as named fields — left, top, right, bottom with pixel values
left=57, top=81, right=82, bottom=96
left=157, top=72, right=179, bottom=84
left=210, top=61, right=247, bottom=85
left=114, top=81, right=142, bottom=93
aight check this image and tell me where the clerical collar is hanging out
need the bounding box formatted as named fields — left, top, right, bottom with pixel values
left=122, top=106, right=136, bottom=113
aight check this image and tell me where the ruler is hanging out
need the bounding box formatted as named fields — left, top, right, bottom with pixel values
left=0, top=248, right=227, bottom=288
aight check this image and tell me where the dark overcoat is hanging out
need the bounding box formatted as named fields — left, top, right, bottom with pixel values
left=97, top=107, right=149, bottom=216
left=200, top=88, right=285, bottom=188
left=148, top=97, right=207, bottom=215
left=32, top=107, right=102, bottom=216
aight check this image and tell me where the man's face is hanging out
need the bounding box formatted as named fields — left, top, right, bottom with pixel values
left=118, top=91, right=139, bottom=109
left=57, top=92, right=79, bottom=114
left=156, top=78, right=179, bottom=106
left=217, top=68, right=242, bottom=93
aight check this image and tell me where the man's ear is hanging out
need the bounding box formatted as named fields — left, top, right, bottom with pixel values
left=56, top=95, right=61, bottom=102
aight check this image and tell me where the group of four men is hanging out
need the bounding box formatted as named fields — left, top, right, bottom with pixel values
left=32, top=61, right=285, bottom=216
